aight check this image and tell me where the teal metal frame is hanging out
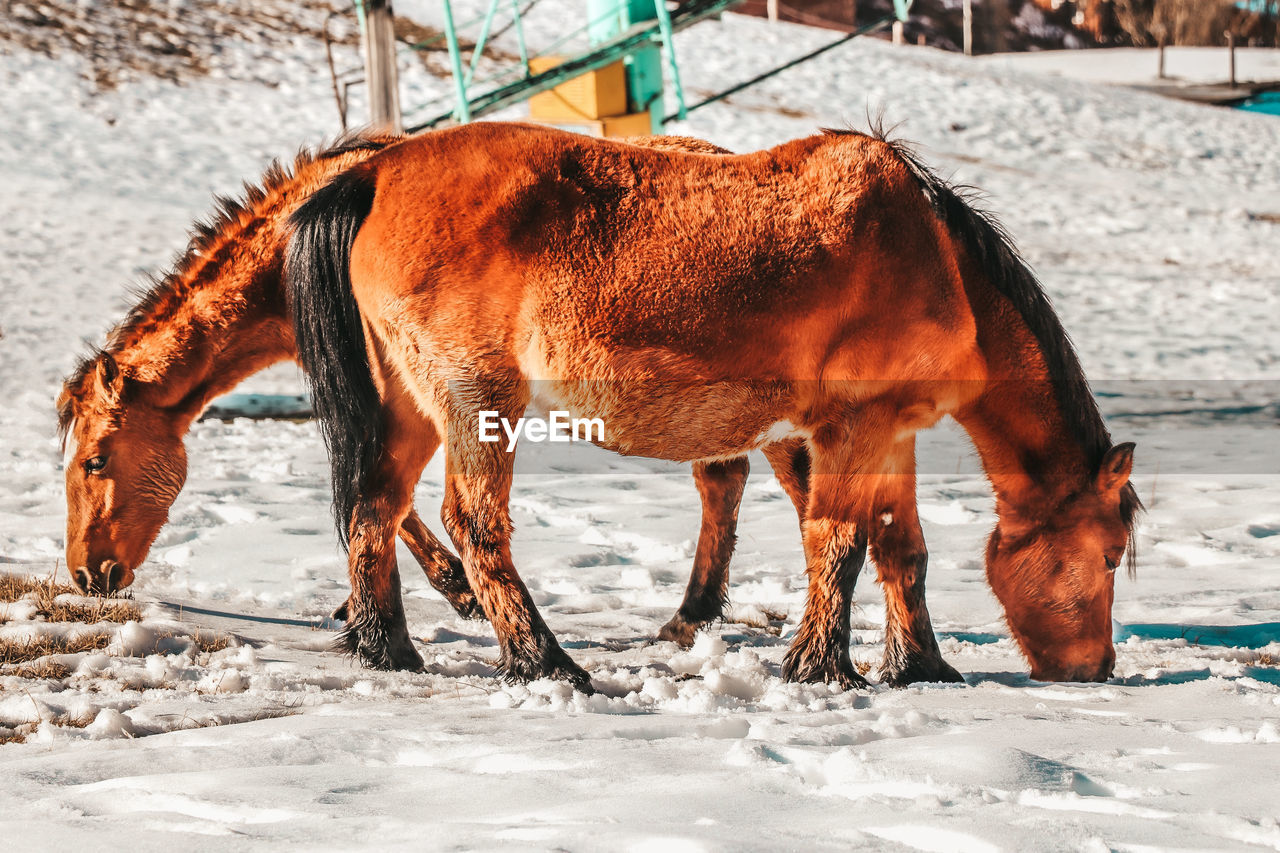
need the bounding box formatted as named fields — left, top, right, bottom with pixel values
left=404, top=0, right=737, bottom=132
left=398, top=0, right=913, bottom=134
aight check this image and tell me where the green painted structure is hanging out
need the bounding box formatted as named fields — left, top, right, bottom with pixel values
left=398, top=0, right=912, bottom=134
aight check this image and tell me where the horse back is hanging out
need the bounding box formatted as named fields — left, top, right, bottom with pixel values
left=351, top=123, right=980, bottom=388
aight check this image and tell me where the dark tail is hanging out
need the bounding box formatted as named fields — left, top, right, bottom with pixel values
left=286, top=166, right=381, bottom=547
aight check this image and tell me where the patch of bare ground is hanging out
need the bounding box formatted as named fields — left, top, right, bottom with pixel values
left=0, top=0, right=360, bottom=90
left=0, top=0, right=498, bottom=94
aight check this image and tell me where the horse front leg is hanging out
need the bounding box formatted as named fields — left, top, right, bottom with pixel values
left=869, top=439, right=963, bottom=687
left=781, top=424, right=877, bottom=690
left=440, top=394, right=592, bottom=693
left=658, top=457, right=750, bottom=647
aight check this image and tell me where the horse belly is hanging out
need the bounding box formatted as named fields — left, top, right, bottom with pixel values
left=526, top=371, right=798, bottom=462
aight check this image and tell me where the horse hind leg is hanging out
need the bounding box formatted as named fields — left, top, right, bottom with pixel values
left=329, top=408, right=481, bottom=623
left=658, top=457, right=750, bottom=647
left=869, top=439, right=963, bottom=687
left=335, top=386, right=437, bottom=672
left=440, top=388, right=592, bottom=692
left=398, top=510, right=483, bottom=619
left=331, top=509, right=483, bottom=623
left=762, top=438, right=810, bottom=526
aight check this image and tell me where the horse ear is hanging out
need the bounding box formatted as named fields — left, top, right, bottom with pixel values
left=1095, top=442, right=1135, bottom=493
left=95, top=353, right=123, bottom=403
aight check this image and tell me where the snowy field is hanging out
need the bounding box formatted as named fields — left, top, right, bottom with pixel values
left=2, top=4, right=1279, bottom=850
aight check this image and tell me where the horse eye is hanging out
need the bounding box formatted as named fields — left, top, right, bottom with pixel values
left=84, top=456, right=107, bottom=474
left=1104, top=555, right=1119, bottom=573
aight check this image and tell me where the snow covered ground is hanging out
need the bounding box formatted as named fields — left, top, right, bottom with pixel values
left=2, top=5, right=1279, bottom=849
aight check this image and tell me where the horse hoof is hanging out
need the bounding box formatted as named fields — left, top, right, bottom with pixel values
left=334, top=610, right=425, bottom=673
left=657, top=616, right=702, bottom=648
left=501, top=645, right=593, bottom=694
left=880, top=656, right=965, bottom=688
left=782, top=652, right=870, bottom=691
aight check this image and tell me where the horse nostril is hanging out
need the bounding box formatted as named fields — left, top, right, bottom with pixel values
left=104, top=561, right=124, bottom=594
left=73, top=567, right=94, bottom=594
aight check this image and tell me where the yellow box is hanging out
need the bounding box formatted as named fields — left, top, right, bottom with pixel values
left=526, top=111, right=657, bottom=139
left=597, top=110, right=655, bottom=138
left=528, top=56, right=629, bottom=121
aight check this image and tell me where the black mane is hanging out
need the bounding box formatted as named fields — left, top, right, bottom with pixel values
left=834, top=124, right=1143, bottom=571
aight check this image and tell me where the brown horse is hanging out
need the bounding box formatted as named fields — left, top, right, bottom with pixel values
left=56, top=131, right=831, bottom=668
left=287, top=122, right=1141, bottom=692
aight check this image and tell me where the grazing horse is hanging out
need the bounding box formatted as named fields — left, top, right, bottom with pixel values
left=288, top=122, right=1141, bottom=692
left=55, top=131, right=825, bottom=666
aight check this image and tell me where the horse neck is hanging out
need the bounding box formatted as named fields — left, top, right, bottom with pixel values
left=118, top=247, right=294, bottom=430
left=951, top=261, right=1097, bottom=529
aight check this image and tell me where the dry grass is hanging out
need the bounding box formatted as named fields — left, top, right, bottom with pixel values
left=854, top=658, right=874, bottom=677
left=0, top=632, right=113, bottom=666
left=725, top=607, right=789, bottom=635
left=0, top=572, right=141, bottom=624
left=190, top=629, right=233, bottom=654
left=4, top=660, right=74, bottom=680
left=0, top=573, right=74, bottom=602
left=0, top=709, right=97, bottom=746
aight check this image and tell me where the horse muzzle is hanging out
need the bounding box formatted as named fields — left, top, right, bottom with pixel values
left=1031, top=651, right=1115, bottom=684
left=73, top=560, right=134, bottom=595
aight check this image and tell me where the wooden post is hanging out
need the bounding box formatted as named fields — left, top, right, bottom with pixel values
left=362, top=0, right=403, bottom=133
left=893, top=20, right=904, bottom=44
left=962, top=0, right=973, bottom=56
left=1227, top=31, right=1237, bottom=89
left=1157, top=40, right=1166, bottom=79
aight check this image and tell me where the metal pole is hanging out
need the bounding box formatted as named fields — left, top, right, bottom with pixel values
left=509, top=0, right=530, bottom=73
left=362, top=0, right=403, bottom=132
left=652, top=0, right=687, bottom=120
left=441, top=0, right=472, bottom=122
left=962, top=0, right=972, bottom=56
left=464, top=0, right=503, bottom=88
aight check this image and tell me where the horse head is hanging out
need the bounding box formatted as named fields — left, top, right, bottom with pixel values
left=58, top=351, right=187, bottom=595
left=984, top=443, right=1140, bottom=682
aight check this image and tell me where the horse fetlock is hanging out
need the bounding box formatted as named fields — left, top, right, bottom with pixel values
left=335, top=607, right=424, bottom=672
left=436, top=566, right=485, bottom=620
left=448, top=589, right=485, bottom=620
